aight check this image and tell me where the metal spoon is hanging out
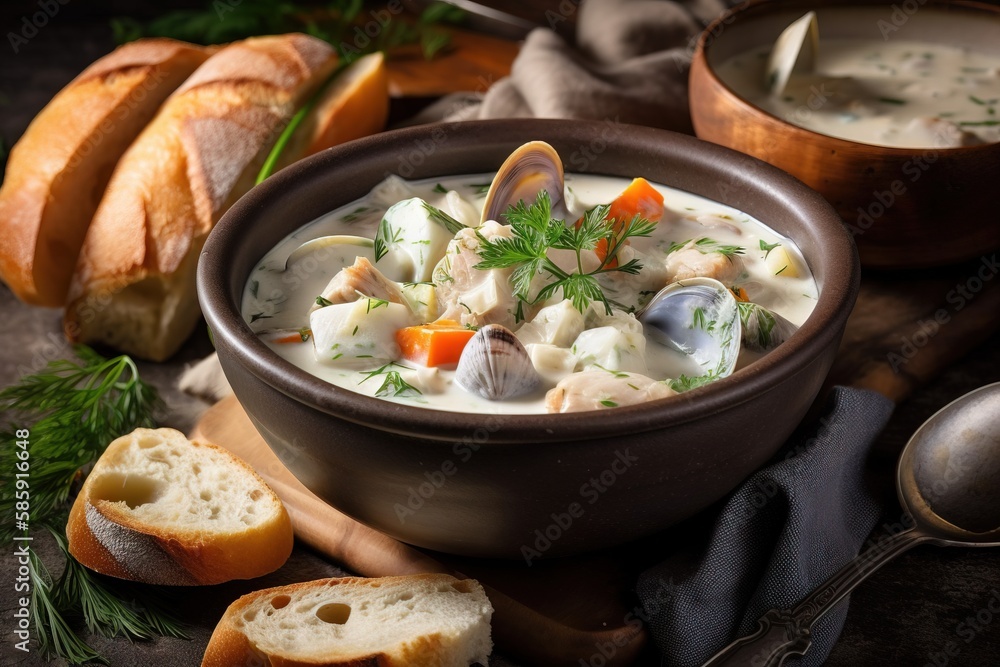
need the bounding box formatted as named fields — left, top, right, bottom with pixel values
left=702, top=382, right=1000, bottom=667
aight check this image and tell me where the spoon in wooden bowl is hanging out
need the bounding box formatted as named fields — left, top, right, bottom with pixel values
left=702, top=381, right=1000, bottom=667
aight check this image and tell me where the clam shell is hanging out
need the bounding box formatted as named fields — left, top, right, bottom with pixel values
left=737, top=301, right=798, bottom=352
left=638, top=277, right=741, bottom=379
left=481, top=141, right=565, bottom=224
left=456, top=324, right=541, bottom=400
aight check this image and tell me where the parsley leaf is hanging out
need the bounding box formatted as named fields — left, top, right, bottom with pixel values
left=474, top=191, right=655, bottom=318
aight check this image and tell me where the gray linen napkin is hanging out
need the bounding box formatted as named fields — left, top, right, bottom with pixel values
left=404, top=0, right=725, bottom=131
left=637, top=387, right=895, bottom=667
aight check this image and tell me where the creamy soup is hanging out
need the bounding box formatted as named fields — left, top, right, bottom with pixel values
left=242, top=165, right=817, bottom=414
left=717, top=36, right=1000, bottom=148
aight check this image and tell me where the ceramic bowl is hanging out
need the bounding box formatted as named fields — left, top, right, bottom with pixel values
left=198, top=119, right=858, bottom=558
left=690, top=0, right=1000, bottom=268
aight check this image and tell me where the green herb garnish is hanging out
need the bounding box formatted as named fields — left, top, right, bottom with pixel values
left=0, top=347, right=185, bottom=663
left=599, top=399, right=619, bottom=408
left=359, top=362, right=422, bottom=397
left=433, top=183, right=448, bottom=194
left=669, top=372, right=719, bottom=393
left=468, top=182, right=493, bottom=195
left=667, top=237, right=745, bottom=258
left=315, top=295, right=333, bottom=307
left=878, top=97, right=907, bottom=105
left=112, top=1, right=464, bottom=60
left=959, top=120, right=1000, bottom=127
left=759, top=239, right=782, bottom=258
left=421, top=201, right=466, bottom=234
left=474, top=191, right=656, bottom=319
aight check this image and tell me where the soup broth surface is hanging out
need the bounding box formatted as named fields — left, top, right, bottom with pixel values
left=242, top=173, right=818, bottom=414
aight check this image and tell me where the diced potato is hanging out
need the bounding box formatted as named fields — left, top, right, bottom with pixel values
left=516, top=300, right=585, bottom=348
left=584, top=307, right=643, bottom=335
left=400, top=282, right=437, bottom=322
left=526, top=343, right=578, bottom=385
left=571, top=326, right=648, bottom=374
left=310, top=297, right=417, bottom=367
left=399, top=366, right=448, bottom=394
left=376, top=198, right=464, bottom=282
left=764, top=245, right=801, bottom=278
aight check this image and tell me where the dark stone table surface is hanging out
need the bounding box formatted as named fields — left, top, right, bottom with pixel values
left=1, top=9, right=998, bottom=667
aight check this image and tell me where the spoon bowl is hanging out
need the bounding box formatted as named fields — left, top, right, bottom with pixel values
left=898, top=382, right=1000, bottom=544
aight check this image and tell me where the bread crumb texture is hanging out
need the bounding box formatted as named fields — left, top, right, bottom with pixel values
left=234, top=574, right=493, bottom=666
left=88, top=427, right=279, bottom=532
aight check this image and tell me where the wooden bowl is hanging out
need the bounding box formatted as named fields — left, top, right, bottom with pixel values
left=690, top=0, right=1000, bottom=268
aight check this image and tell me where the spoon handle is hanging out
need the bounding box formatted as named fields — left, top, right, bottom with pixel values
left=700, top=528, right=928, bottom=667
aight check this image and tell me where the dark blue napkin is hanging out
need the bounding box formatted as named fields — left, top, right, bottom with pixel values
left=637, top=386, right=895, bottom=666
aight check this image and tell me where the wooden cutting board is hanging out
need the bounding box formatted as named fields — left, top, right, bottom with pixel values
left=192, top=257, right=1000, bottom=667
left=192, top=398, right=647, bottom=667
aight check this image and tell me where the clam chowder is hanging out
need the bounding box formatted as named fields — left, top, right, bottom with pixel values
left=242, top=144, right=817, bottom=414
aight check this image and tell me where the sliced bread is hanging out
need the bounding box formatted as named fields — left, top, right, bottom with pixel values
left=0, top=38, right=209, bottom=306
left=66, top=427, right=293, bottom=586
left=201, top=574, right=494, bottom=667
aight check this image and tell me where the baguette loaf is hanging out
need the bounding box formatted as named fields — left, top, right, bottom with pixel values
left=274, top=51, right=390, bottom=172
left=0, top=39, right=210, bottom=306
left=66, top=428, right=293, bottom=586
left=64, top=34, right=337, bottom=361
left=202, top=574, right=494, bottom=667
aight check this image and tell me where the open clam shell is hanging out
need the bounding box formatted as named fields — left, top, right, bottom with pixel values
left=481, top=141, right=565, bottom=223
left=638, top=277, right=741, bottom=379
left=455, top=324, right=541, bottom=400
left=737, top=301, right=798, bottom=352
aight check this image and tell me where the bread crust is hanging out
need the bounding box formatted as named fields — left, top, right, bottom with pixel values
left=66, top=428, right=294, bottom=586
left=64, top=34, right=337, bottom=361
left=0, top=39, right=209, bottom=306
left=202, top=575, right=489, bottom=667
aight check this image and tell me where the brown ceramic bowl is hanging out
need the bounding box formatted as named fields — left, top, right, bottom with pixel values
left=690, top=0, right=1000, bottom=269
left=198, top=119, right=857, bottom=559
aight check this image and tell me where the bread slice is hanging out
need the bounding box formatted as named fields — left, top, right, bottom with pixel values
left=202, top=574, right=494, bottom=667
left=66, top=428, right=293, bottom=586
left=63, top=34, right=337, bottom=361
left=0, top=39, right=209, bottom=306
left=274, top=51, right=390, bottom=172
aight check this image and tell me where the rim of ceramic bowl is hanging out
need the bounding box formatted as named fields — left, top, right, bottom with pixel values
left=198, top=119, right=858, bottom=443
left=694, top=0, right=1000, bottom=156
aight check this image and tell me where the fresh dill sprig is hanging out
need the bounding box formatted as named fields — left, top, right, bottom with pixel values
left=0, top=347, right=160, bottom=540
left=49, top=526, right=190, bottom=643
left=111, top=0, right=464, bottom=60
left=359, top=362, right=422, bottom=397
left=474, top=191, right=656, bottom=319
left=669, top=372, right=719, bottom=393
left=420, top=202, right=466, bottom=235
left=29, top=543, right=108, bottom=665
left=0, top=347, right=186, bottom=664
left=759, top=239, right=782, bottom=258
left=667, top=237, right=745, bottom=258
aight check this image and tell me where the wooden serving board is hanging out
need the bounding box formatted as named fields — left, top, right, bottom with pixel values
left=192, top=398, right=647, bottom=667
left=192, top=258, right=1000, bottom=667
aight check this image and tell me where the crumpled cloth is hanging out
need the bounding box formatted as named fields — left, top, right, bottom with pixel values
left=637, top=387, right=895, bottom=666
left=403, top=0, right=726, bottom=132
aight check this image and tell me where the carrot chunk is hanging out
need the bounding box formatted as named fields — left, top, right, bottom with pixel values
left=578, top=177, right=665, bottom=267
left=396, top=320, right=475, bottom=367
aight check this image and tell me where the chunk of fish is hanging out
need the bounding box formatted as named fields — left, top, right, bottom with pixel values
left=313, top=257, right=408, bottom=312
left=664, top=241, right=745, bottom=284
left=545, top=370, right=676, bottom=413
left=434, top=221, right=521, bottom=328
